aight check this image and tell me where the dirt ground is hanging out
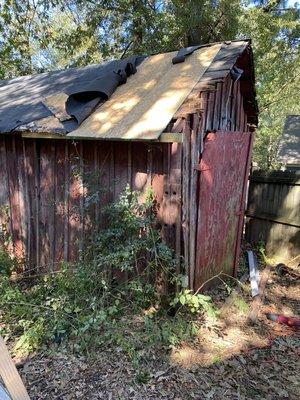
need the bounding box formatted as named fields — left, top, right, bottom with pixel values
left=16, top=260, right=300, bottom=400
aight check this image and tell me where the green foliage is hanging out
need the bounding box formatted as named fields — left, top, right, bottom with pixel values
left=0, top=247, right=15, bottom=276
left=233, top=296, right=249, bottom=314
left=171, top=288, right=218, bottom=318
left=0, top=205, right=15, bottom=276
left=0, top=1, right=242, bottom=75
left=0, top=188, right=212, bottom=358
left=1, top=1, right=299, bottom=165
left=241, top=2, right=300, bottom=168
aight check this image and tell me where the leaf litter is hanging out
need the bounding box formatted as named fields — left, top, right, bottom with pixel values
left=14, top=261, right=300, bottom=399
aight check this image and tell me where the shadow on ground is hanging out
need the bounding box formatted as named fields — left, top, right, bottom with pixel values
left=19, top=262, right=300, bottom=400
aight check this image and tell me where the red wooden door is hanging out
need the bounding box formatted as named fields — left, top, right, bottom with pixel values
left=194, top=131, right=253, bottom=291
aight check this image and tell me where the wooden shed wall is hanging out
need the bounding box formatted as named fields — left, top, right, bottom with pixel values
left=174, top=74, right=252, bottom=288
left=0, top=137, right=182, bottom=272
left=0, top=72, right=251, bottom=281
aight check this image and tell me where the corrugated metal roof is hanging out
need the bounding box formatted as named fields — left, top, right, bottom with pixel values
left=278, top=115, right=300, bottom=165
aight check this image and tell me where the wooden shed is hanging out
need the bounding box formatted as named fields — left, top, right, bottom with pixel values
left=0, top=39, right=257, bottom=291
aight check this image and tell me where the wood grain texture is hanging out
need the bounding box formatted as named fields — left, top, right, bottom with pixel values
left=54, top=140, right=68, bottom=267
left=6, top=137, right=24, bottom=261
left=0, top=65, right=253, bottom=284
left=189, top=113, right=201, bottom=289
left=0, top=336, right=30, bottom=400
left=182, top=118, right=191, bottom=284
left=67, top=45, right=222, bottom=140
left=39, top=141, right=55, bottom=270
left=0, top=137, right=10, bottom=246
left=194, top=131, right=252, bottom=290
left=246, top=171, right=300, bottom=262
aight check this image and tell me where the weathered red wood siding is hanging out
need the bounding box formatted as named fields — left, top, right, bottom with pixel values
left=0, top=136, right=181, bottom=272
left=173, top=74, right=253, bottom=289
left=0, top=69, right=254, bottom=287
left=194, top=131, right=253, bottom=290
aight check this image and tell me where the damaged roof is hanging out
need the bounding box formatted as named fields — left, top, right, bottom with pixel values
left=0, top=40, right=256, bottom=141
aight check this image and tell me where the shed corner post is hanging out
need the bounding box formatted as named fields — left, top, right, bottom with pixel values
left=189, top=112, right=202, bottom=292
left=182, top=115, right=192, bottom=290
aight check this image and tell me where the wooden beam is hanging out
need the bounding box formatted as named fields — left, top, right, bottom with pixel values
left=159, top=132, right=182, bottom=143
left=21, top=132, right=65, bottom=139
left=189, top=113, right=201, bottom=291
left=22, top=131, right=183, bottom=143
left=0, top=336, right=30, bottom=400
left=182, top=117, right=191, bottom=286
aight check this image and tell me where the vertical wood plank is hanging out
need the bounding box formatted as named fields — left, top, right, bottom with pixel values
left=170, top=141, right=182, bottom=276
left=78, top=141, right=84, bottom=258
left=68, top=141, right=82, bottom=264
left=39, top=140, right=55, bottom=271
left=230, top=80, right=238, bottom=131
left=63, top=142, right=69, bottom=261
left=182, top=117, right=191, bottom=286
left=97, top=141, right=112, bottom=228
left=113, top=141, right=130, bottom=282
left=6, top=136, right=23, bottom=262
left=131, top=142, right=148, bottom=194
left=114, top=142, right=129, bottom=199
left=189, top=113, right=201, bottom=289
left=151, top=143, right=165, bottom=207
left=82, top=141, right=97, bottom=250
left=233, top=132, right=254, bottom=275
left=205, top=89, right=215, bottom=132
left=0, top=136, right=10, bottom=250
left=54, top=140, right=67, bottom=268
left=151, top=142, right=166, bottom=289
left=34, top=140, right=41, bottom=269
left=213, top=82, right=222, bottom=130
left=0, top=336, right=30, bottom=400
left=23, top=139, right=38, bottom=271
left=240, top=88, right=246, bottom=133
left=15, top=138, right=27, bottom=269
left=161, top=142, right=172, bottom=248
left=220, top=76, right=230, bottom=130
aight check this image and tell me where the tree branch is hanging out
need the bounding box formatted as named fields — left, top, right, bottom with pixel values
left=260, top=72, right=300, bottom=110
left=262, top=0, right=282, bottom=13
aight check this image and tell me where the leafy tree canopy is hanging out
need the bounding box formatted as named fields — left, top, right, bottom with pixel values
left=0, top=0, right=299, bottom=168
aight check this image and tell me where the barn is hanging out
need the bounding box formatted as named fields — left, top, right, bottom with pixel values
left=0, top=39, right=257, bottom=291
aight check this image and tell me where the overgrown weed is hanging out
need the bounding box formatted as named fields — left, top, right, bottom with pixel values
left=0, top=187, right=213, bottom=366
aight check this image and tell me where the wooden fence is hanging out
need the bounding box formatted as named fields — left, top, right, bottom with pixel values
left=245, top=170, right=300, bottom=264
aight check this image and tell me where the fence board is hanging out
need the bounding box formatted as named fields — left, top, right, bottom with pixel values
left=246, top=170, right=300, bottom=263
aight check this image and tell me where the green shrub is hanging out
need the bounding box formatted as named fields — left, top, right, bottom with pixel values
left=0, top=187, right=214, bottom=357
left=0, top=246, right=15, bottom=276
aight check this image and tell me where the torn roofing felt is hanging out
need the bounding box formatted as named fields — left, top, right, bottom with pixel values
left=0, top=40, right=254, bottom=138
left=0, top=55, right=145, bottom=134
left=67, top=44, right=222, bottom=141
left=172, top=44, right=209, bottom=64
